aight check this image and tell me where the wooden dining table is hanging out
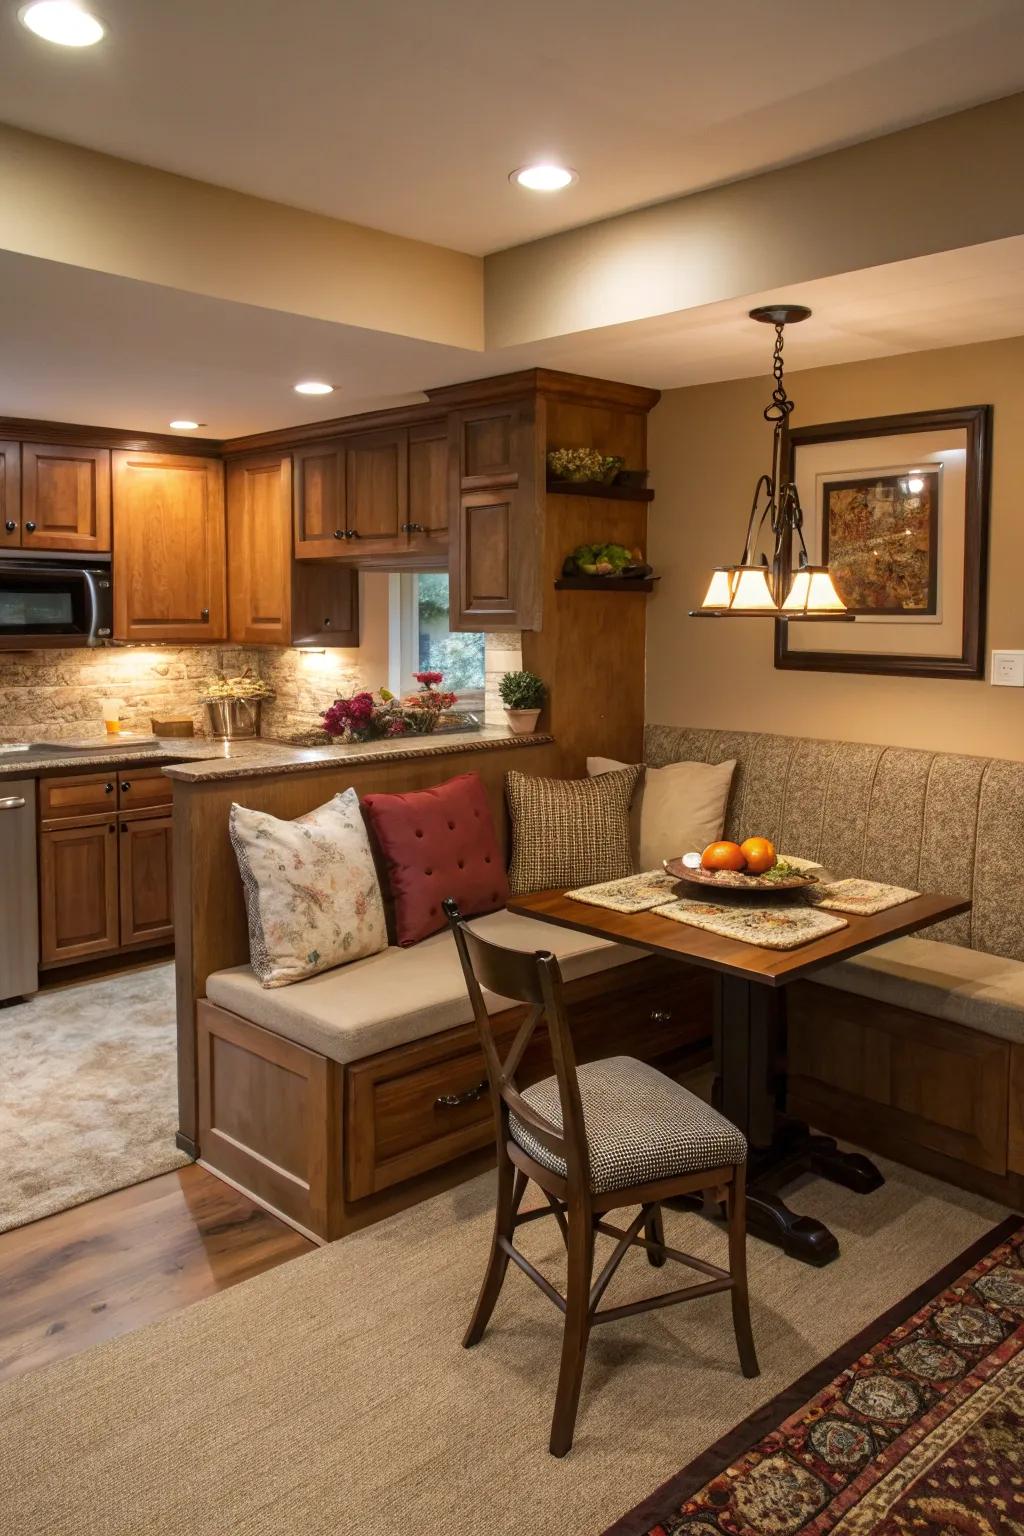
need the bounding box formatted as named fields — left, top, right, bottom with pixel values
left=508, top=882, right=970, bottom=1266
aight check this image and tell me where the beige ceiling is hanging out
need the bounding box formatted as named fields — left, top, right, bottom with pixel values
left=1, top=0, right=1023, bottom=255
left=4, top=238, right=1024, bottom=437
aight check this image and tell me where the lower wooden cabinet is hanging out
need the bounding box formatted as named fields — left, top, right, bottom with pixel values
left=39, top=819, right=119, bottom=964
left=119, top=813, right=174, bottom=946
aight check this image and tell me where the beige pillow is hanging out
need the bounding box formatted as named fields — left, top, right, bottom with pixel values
left=587, top=756, right=736, bottom=871
left=506, top=765, right=641, bottom=895
left=229, top=788, right=388, bottom=987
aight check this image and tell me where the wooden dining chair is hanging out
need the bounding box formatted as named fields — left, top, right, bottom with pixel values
left=444, top=900, right=759, bottom=1457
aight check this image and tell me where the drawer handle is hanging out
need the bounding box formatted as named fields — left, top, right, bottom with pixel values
left=3, top=520, right=15, bottom=533
left=0, top=795, right=26, bottom=810
left=401, top=521, right=425, bottom=534
left=25, top=521, right=36, bottom=533
left=651, top=1009, right=672, bottom=1024
left=104, top=782, right=114, bottom=794
left=120, top=780, right=132, bottom=792
left=333, top=528, right=344, bottom=540
left=200, top=608, right=209, bottom=622
left=435, top=1080, right=488, bottom=1109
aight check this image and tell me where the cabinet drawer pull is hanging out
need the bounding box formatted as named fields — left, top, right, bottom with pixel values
left=25, top=521, right=36, bottom=533
left=108, top=823, right=115, bottom=834
left=401, top=522, right=426, bottom=534
left=104, top=782, right=114, bottom=794
left=3, top=520, right=15, bottom=533
left=0, top=796, right=26, bottom=810
left=650, top=1008, right=672, bottom=1024
left=120, top=780, right=131, bottom=792
left=333, top=528, right=344, bottom=540
left=323, top=617, right=332, bottom=628
left=435, top=1080, right=487, bottom=1109
left=200, top=608, right=209, bottom=621
left=346, top=528, right=360, bottom=539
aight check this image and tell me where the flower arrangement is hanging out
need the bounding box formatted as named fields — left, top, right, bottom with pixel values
left=321, top=673, right=459, bottom=743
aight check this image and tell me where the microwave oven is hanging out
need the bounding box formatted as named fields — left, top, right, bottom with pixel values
left=0, top=558, right=113, bottom=648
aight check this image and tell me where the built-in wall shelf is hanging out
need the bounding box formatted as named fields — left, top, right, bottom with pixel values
left=546, top=479, right=655, bottom=502
left=554, top=576, right=659, bottom=593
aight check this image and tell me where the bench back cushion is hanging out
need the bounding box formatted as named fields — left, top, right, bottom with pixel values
left=645, top=724, right=1024, bottom=961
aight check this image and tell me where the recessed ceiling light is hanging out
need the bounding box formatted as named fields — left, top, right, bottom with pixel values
left=169, top=420, right=201, bottom=431
left=20, top=2, right=105, bottom=46
left=294, top=381, right=335, bottom=396
left=510, top=164, right=577, bottom=192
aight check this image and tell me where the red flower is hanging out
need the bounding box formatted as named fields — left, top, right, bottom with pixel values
left=413, top=670, right=444, bottom=687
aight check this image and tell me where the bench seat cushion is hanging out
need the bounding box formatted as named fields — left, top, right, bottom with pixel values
left=205, top=909, right=643, bottom=1066
left=812, top=936, right=1024, bottom=1044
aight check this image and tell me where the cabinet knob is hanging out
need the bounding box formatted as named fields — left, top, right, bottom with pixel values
left=104, top=782, right=114, bottom=794
left=3, top=520, right=15, bottom=534
left=323, top=617, right=332, bottom=628
left=345, top=528, right=360, bottom=539
left=200, top=608, right=209, bottom=621
left=120, top=781, right=131, bottom=792
left=333, top=528, right=344, bottom=540
left=650, top=1008, right=672, bottom=1024
left=25, top=521, right=36, bottom=533
left=108, top=823, right=115, bottom=835
left=401, top=522, right=425, bottom=534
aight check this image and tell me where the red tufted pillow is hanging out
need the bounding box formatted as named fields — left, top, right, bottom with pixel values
left=361, top=773, right=508, bottom=946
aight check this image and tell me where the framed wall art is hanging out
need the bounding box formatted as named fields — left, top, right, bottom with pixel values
left=774, top=405, right=991, bottom=678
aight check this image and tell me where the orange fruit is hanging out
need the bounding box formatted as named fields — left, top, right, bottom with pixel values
left=701, top=840, right=747, bottom=872
left=739, top=836, right=777, bottom=874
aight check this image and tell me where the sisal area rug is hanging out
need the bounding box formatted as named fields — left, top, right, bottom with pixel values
left=607, top=1215, right=1024, bottom=1535
left=0, top=962, right=188, bottom=1233
left=0, top=1156, right=1012, bottom=1535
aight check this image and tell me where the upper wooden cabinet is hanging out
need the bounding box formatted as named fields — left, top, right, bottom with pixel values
left=293, top=425, right=448, bottom=563
left=0, top=441, right=19, bottom=551
left=456, top=402, right=523, bottom=489
left=112, top=451, right=226, bottom=642
left=293, top=442, right=346, bottom=557
left=19, top=443, right=111, bottom=553
left=447, top=399, right=540, bottom=631
left=228, top=451, right=359, bottom=647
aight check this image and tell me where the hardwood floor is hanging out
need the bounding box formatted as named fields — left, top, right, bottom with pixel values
left=0, top=1165, right=311, bottom=1386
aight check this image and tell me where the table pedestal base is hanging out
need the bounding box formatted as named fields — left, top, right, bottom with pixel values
left=713, top=975, right=884, bottom=1266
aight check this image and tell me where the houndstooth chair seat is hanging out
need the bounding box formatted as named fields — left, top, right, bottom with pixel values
left=509, top=1055, right=748, bottom=1195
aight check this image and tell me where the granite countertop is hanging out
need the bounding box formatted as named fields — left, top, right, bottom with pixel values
left=161, top=725, right=554, bottom=783
left=0, top=725, right=553, bottom=782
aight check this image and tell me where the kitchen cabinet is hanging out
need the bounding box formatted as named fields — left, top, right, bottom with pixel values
left=38, top=766, right=176, bottom=966
left=292, top=425, right=448, bottom=564
left=0, top=441, right=20, bottom=551
left=447, top=399, right=540, bottom=630
left=15, top=444, right=111, bottom=553
left=455, top=401, right=523, bottom=488
left=227, top=452, right=359, bottom=646
left=112, top=450, right=226, bottom=642
left=40, top=819, right=120, bottom=964
left=119, top=812, right=174, bottom=946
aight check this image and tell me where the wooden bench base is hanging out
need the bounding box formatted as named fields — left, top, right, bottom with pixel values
left=197, top=956, right=712, bottom=1242
left=788, top=980, right=1024, bottom=1208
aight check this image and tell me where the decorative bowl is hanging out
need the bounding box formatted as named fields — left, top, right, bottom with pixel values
left=663, top=855, right=820, bottom=896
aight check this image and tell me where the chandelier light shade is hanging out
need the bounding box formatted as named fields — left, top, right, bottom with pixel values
left=692, top=305, right=854, bottom=622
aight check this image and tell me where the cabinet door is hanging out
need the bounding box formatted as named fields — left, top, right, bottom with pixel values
left=113, top=452, right=226, bottom=642
left=119, top=812, right=174, bottom=947
left=227, top=453, right=292, bottom=644
left=39, top=819, right=119, bottom=964
left=293, top=442, right=345, bottom=558
left=406, top=423, right=449, bottom=559
left=456, top=403, right=523, bottom=489
left=450, top=488, right=538, bottom=630
left=22, top=443, right=111, bottom=552
left=291, top=562, right=360, bottom=647
left=0, top=440, right=20, bottom=550
left=344, top=430, right=407, bottom=554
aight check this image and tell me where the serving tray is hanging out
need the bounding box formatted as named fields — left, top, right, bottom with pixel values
left=663, top=855, right=820, bottom=896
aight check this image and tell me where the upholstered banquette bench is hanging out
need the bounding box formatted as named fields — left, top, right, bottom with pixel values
left=197, top=771, right=710, bottom=1244
left=646, top=724, right=1024, bottom=1206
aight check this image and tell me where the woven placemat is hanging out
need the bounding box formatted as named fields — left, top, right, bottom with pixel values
left=804, top=877, right=919, bottom=915
left=566, top=870, right=680, bottom=914
left=658, top=898, right=848, bottom=950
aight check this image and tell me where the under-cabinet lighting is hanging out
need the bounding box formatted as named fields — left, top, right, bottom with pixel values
left=20, top=2, right=105, bottom=46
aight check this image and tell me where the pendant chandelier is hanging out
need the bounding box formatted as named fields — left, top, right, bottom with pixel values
left=691, top=305, right=852, bottom=620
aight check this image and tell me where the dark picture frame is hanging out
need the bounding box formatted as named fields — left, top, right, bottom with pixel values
left=774, top=405, right=992, bottom=679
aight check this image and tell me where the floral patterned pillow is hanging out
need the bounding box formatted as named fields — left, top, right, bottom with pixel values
left=229, top=789, right=388, bottom=987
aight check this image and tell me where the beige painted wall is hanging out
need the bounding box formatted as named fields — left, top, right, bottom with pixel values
left=646, top=335, right=1024, bottom=761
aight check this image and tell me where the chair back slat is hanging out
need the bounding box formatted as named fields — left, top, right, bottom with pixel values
left=445, top=899, right=592, bottom=1191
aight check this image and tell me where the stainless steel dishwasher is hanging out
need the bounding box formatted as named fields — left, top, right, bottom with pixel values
left=0, top=779, right=39, bottom=1002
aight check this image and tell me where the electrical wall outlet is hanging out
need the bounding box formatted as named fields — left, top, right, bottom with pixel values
left=991, top=650, right=1024, bottom=687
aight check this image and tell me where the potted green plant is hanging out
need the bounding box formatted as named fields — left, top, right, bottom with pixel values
left=499, top=669, right=547, bottom=734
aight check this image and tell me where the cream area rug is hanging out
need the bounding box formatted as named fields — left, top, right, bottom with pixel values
left=0, top=962, right=189, bottom=1233
left=0, top=1156, right=1008, bottom=1535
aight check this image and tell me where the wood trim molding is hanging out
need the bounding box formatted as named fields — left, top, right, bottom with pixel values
left=0, top=416, right=222, bottom=456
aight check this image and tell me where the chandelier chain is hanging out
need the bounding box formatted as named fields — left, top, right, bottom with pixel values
left=763, top=322, right=794, bottom=424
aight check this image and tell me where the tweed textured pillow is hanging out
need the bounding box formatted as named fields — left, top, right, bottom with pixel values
left=506, top=765, right=641, bottom=895
left=229, top=788, right=387, bottom=987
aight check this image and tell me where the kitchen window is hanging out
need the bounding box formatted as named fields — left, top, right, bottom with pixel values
left=388, top=572, right=485, bottom=710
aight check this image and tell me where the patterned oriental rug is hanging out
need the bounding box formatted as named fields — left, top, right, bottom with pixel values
left=606, top=1215, right=1024, bottom=1536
